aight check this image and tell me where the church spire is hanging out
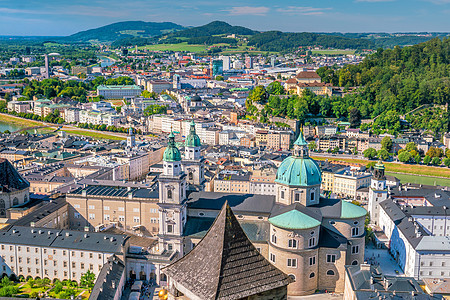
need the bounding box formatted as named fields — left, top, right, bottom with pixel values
left=293, top=129, right=308, bottom=157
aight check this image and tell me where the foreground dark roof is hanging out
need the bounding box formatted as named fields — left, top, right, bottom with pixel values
left=0, top=158, right=29, bottom=192
left=163, top=202, right=292, bottom=300
left=89, top=255, right=125, bottom=300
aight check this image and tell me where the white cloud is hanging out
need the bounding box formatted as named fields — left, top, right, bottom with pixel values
left=276, top=6, right=331, bottom=15
left=227, top=6, right=269, bottom=16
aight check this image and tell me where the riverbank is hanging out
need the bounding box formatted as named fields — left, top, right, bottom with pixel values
left=0, top=113, right=127, bottom=140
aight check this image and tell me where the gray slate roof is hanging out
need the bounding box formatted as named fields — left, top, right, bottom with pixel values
left=89, top=255, right=125, bottom=300
left=163, top=202, right=292, bottom=300
left=0, top=158, right=29, bottom=192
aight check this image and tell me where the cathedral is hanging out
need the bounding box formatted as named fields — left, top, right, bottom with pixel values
left=155, top=123, right=367, bottom=296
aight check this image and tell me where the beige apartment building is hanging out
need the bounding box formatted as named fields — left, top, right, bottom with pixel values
left=0, top=226, right=128, bottom=282
left=333, top=170, right=371, bottom=199
left=66, top=185, right=160, bottom=235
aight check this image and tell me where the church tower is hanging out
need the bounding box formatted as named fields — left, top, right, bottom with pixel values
left=182, top=120, right=205, bottom=188
left=368, top=161, right=388, bottom=225
left=157, top=132, right=187, bottom=255
left=127, top=127, right=136, bottom=148
left=275, top=131, right=322, bottom=206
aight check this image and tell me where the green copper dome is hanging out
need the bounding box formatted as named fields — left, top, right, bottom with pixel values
left=185, top=120, right=201, bottom=148
left=269, top=209, right=321, bottom=230
left=163, top=132, right=182, bottom=162
left=275, top=131, right=321, bottom=186
left=340, top=201, right=367, bottom=219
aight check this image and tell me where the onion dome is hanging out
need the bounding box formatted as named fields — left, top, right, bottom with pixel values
left=185, top=120, right=201, bottom=148
left=275, top=131, right=321, bottom=186
left=163, top=132, right=182, bottom=162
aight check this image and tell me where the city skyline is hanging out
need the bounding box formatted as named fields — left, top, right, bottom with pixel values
left=1, top=0, right=450, bottom=36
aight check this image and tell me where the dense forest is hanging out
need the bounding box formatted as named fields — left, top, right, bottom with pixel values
left=171, top=21, right=256, bottom=38
left=247, top=31, right=375, bottom=52
left=246, top=38, right=450, bottom=135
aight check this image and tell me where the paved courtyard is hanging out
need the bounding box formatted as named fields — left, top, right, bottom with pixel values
left=365, top=244, right=404, bottom=276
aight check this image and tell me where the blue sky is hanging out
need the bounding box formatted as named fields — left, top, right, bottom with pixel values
left=1, top=0, right=449, bottom=36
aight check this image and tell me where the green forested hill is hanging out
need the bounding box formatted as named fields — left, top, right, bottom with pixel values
left=171, top=21, right=256, bottom=38
left=247, top=31, right=374, bottom=51
left=66, top=21, right=185, bottom=42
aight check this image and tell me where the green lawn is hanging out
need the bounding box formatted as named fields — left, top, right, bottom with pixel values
left=311, top=49, right=356, bottom=55
left=140, top=42, right=206, bottom=52
left=386, top=172, right=450, bottom=187
left=62, top=129, right=126, bottom=140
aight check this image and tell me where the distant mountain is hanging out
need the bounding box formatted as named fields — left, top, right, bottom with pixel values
left=66, top=21, right=185, bottom=42
left=171, top=21, right=256, bottom=38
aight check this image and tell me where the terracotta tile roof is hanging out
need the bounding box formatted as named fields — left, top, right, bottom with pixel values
left=295, top=71, right=321, bottom=79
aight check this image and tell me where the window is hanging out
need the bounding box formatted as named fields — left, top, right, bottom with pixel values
left=104, top=214, right=110, bottom=221
left=72, top=262, right=76, bottom=268
left=287, top=258, right=297, bottom=268
left=133, top=217, right=140, bottom=223
left=98, top=254, right=102, bottom=259
left=310, top=191, right=315, bottom=201
left=54, top=261, right=57, bottom=267
left=309, top=256, right=316, bottom=266
left=64, top=271, right=67, bottom=277
left=53, top=249, right=56, bottom=255
left=81, top=263, right=84, bottom=269
left=308, top=237, right=315, bottom=248
left=270, top=253, right=276, bottom=263
left=118, top=207, right=125, bottom=212
left=133, top=208, right=139, bottom=213
left=63, top=250, right=66, bottom=256
left=167, top=189, right=172, bottom=199
left=80, top=252, right=84, bottom=258
left=281, top=191, right=285, bottom=199
left=26, top=247, right=30, bottom=253
left=288, top=274, right=296, bottom=281
left=63, top=261, right=67, bottom=267
left=90, top=264, right=93, bottom=271
left=352, top=260, right=358, bottom=265
left=119, top=216, right=125, bottom=221
left=271, top=234, right=277, bottom=244
left=90, top=253, right=93, bottom=259
left=327, top=270, right=335, bottom=276
left=88, top=205, right=95, bottom=209
left=167, top=224, right=173, bottom=233
left=288, top=239, right=297, bottom=248
left=352, top=245, right=359, bottom=254
left=74, top=204, right=80, bottom=209
left=89, top=213, right=95, bottom=220
left=309, top=272, right=315, bottom=278
left=104, top=206, right=110, bottom=211
left=294, top=193, right=300, bottom=202
left=72, top=251, right=75, bottom=257
left=168, top=244, right=173, bottom=251
left=327, top=254, right=336, bottom=263
left=352, top=227, right=359, bottom=237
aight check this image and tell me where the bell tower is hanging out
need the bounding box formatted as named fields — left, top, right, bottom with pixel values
left=368, top=161, right=388, bottom=225
left=182, top=120, right=205, bottom=188
left=158, top=132, right=187, bottom=255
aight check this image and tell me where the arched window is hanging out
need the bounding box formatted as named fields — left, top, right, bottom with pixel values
left=160, top=274, right=167, bottom=281
left=352, top=260, right=358, bottom=265
left=327, top=270, right=335, bottom=276
left=309, top=272, right=315, bottom=278
left=288, top=239, right=297, bottom=248
left=189, top=172, right=193, bottom=180
left=271, top=234, right=277, bottom=244
left=167, top=189, right=172, bottom=199
left=288, top=274, right=296, bottom=281
left=12, top=198, right=19, bottom=206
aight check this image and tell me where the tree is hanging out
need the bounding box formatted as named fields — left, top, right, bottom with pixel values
left=398, top=151, right=412, bottom=163
left=426, top=146, right=443, bottom=158
left=80, top=270, right=95, bottom=291
left=431, top=157, right=441, bottom=166
left=414, top=154, right=422, bottom=164
left=143, top=104, right=167, bottom=116
left=423, top=155, right=431, bottom=165
left=215, top=75, right=224, bottom=81
left=332, top=146, right=339, bottom=154
left=308, top=141, right=317, bottom=151
left=266, top=81, right=285, bottom=95
left=443, top=158, right=450, bottom=167
left=381, top=136, right=393, bottom=152
left=377, top=149, right=390, bottom=161
left=141, top=90, right=157, bottom=99
left=405, top=142, right=418, bottom=152
left=348, top=108, right=361, bottom=128
left=248, top=86, right=268, bottom=104
left=363, top=148, right=377, bottom=159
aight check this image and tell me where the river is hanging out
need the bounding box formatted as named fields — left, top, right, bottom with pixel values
left=0, top=119, right=25, bottom=133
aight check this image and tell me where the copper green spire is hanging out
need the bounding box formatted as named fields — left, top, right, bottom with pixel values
left=163, top=131, right=181, bottom=162
left=185, top=120, right=201, bottom=148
